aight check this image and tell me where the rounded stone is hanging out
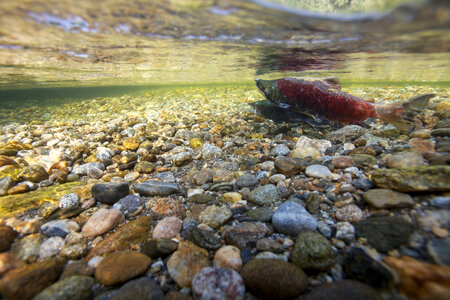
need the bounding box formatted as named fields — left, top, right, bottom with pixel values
left=213, top=245, right=242, bottom=270
left=248, top=184, right=279, bottom=206
left=192, top=267, right=245, bottom=300
left=332, top=156, right=354, bottom=169
left=305, top=165, right=332, bottom=179
left=302, top=280, right=382, bottom=300
left=19, top=164, right=49, bottom=183
left=95, top=251, right=151, bottom=286
left=0, top=225, right=18, bottom=252
left=335, top=222, right=355, bottom=242
left=363, top=189, right=414, bottom=209
left=152, top=216, right=183, bottom=239
left=199, top=205, right=232, bottom=229
left=272, top=201, right=317, bottom=236
left=41, top=220, right=80, bottom=237
left=248, top=207, right=273, bottom=222
left=39, top=236, right=65, bottom=259
left=58, top=193, right=80, bottom=209
left=270, top=144, right=290, bottom=156
left=188, top=228, right=222, bottom=251
left=112, top=194, right=144, bottom=217
left=134, top=161, right=155, bottom=173
left=123, top=137, right=141, bottom=150
left=91, top=182, right=130, bottom=205
left=167, top=241, right=209, bottom=288
left=386, top=151, right=426, bottom=168
left=105, top=277, right=164, bottom=300
left=292, top=231, right=335, bottom=270
left=241, top=259, right=308, bottom=300
left=140, top=238, right=178, bottom=259
left=32, top=275, right=95, bottom=300
left=335, top=204, right=363, bottom=222
left=133, top=180, right=179, bottom=197
left=81, top=208, right=124, bottom=237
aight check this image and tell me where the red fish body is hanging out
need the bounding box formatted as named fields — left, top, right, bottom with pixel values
left=255, top=77, right=433, bottom=129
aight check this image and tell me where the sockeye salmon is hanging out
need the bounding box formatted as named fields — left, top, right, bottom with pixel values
left=255, top=77, right=435, bottom=131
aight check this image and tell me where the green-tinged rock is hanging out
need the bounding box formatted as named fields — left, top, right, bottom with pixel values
left=248, top=184, right=279, bottom=206
left=241, top=259, right=308, bottom=300
left=86, top=216, right=152, bottom=260
left=32, top=275, right=95, bottom=300
left=10, top=233, right=45, bottom=263
left=0, top=182, right=80, bottom=218
left=352, top=154, right=378, bottom=167
left=354, top=216, right=413, bottom=253
left=363, top=189, right=415, bottom=208
left=372, top=166, right=450, bottom=192
left=0, top=165, right=21, bottom=181
left=198, top=205, right=232, bottom=229
left=0, top=141, right=32, bottom=156
left=19, top=164, right=48, bottom=183
left=0, top=258, right=64, bottom=300
left=292, top=231, right=335, bottom=270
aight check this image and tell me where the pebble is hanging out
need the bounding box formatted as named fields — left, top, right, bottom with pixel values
left=0, top=176, right=15, bottom=196
left=198, top=205, right=232, bottom=229
left=152, top=216, right=182, bottom=239
left=191, top=267, right=245, bottom=300
left=256, top=238, right=284, bottom=253
left=408, top=138, right=435, bottom=153
left=355, top=216, right=413, bottom=252
left=19, top=164, right=48, bottom=183
left=72, top=162, right=105, bottom=176
left=223, top=222, right=269, bottom=249
left=272, top=201, right=317, bottom=235
left=221, top=192, right=242, bottom=203
left=248, top=184, right=279, bottom=206
left=100, top=277, right=164, bottom=300
left=292, top=136, right=331, bottom=159
left=81, top=208, right=124, bottom=237
left=213, top=245, right=242, bottom=270
left=39, top=236, right=65, bottom=259
left=385, top=151, right=426, bottom=168
left=335, top=222, right=355, bottom=242
left=430, top=196, right=450, bottom=209
left=95, top=251, right=152, bottom=286
left=112, top=194, right=144, bottom=217
left=193, top=168, right=213, bottom=185
left=91, top=182, right=130, bottom=204
left=274, top=156, right=308, bottom=177
left=0, top=225, right=18, bottom=252
left=363, top=188, right=414, bottom=208
left=167, top=241, right=209, bottom=288
left=292, top=231, right=335, bottom=270
left=140, top=238, right=178, bottom=259
left=426, top=237, right=450, bottom=265
left=241, top=258, right=308, bottom=300
left=41, top=219, right=80, bottom=237
left=270, top=144, right=290, bottom=156
left=248, top=207, right=273, bottom=222
left=202, top=143, right=222, bottom=159
left=235, top=173, right=258, bottom=188
left=0, top=253, right=26, bottom=277
left=188, top=228, right=222, bottom=250
left=335, top=204, right=363, bottom=222
left=32, top=275, right=95, bottom=300
left=305, top=164, right=332, bottom=179
left=189, top=193, right=215, bottom=204
left=303, top=279, right=381, bottom=300
left=10, top=233, right=44, bottom=263
left=327, top=125, right=366, bottom=143
left=134, top=161, right=155, bottom=173
left=124, top=171, right=139, bottom=181
left=133, top=180, right=179, bottom=196
left=58, top=193, right=79, bottom=208
left=331, top=156, right=354, bottom=169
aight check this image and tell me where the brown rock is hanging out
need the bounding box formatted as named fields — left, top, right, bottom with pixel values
left=274, top=156, right=308, bottom=177
left=223, top=222, right=269, bottom=249
left=148, top=197, right=186, bottom=218
left=19, top=164, right=49, bottom=183
left=123, top=137, right=141, bottom=151
left=384, top=256, right=450, bottom=300
left=81, top=208, right=124, bottom=237
left=0, top=253, right=26, bottom=277
left=167, top=241, right=209, bottom=288
left=0, top=225, right=18, bottom=252
left=0, top=258, right=64, bottom=300
left=0, top=155, right=18, bottom=167
left=408, top=138, right=435, bottom=154
left=331, top=156, right=354, bottom=169
left=335, top=204, right=363, bottom=222
left=95, top=251, right=151, bottom=286
left=86, top=216, right=152, bottom=260
left=152, top=216, right=182, bottom=239
left=213, top=245, right=242, bottom=270
left=60, top=260, right=94, bottom=280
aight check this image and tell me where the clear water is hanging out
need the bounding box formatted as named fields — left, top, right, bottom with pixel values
left=0, top=0, right=448, bottom=119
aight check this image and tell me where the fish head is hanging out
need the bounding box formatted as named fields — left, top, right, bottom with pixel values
left=255, top=78, right=272, bottom=99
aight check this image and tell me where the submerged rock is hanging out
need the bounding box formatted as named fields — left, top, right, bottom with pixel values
left=292, top=231, right=335, bottom=270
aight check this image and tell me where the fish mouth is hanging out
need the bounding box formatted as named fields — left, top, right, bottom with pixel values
left=255, top=78, right=272, bottom=99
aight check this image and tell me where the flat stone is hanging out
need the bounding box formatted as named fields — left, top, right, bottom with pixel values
left=223, top=222, right=269, bottom=249
left=385, top=151, right=426, bottom=168
left=193, top=168, right=213, bottom=185
left=372, top=166, right=450, bottom=192
left=344, top=247, right=395, bottom=289
left=427, top=237, right=450, bottom=266
left=0, top=176, right=15, bottom=196
left=248, top=184, right=279, bottom=206
left=91, top=182, right=130, bottom=205
left=0, top=225, right=18, bottom=252
left=355, top=216, right=413, bottom=253
left=272, top=201, right=317, bottom=236
left=105, top=277, right=164, bottom=300
left=292, top=231, right=335, bottom=270
left=32, top=275, right=95, bottom=300
left=408, top=138, right=435, bottom=153
left=189, top=193, right=215, bottom=204
left=202, top=143, right=222, bottom=159
left=133, top=180, right=179, bottom=196
left=302, top=280, right=382, bottom=300
left=81, top=208, right=124, bottom=237
left=112, top=194, right=144, bottom=217
left=274, top=156, right=308, bottom=177
left=241, top=258, right=308, bottom=300
left=256, top=238, right=284, bottom=253
left=95, top=251, right=151, bottom=286
left=167, top=241, right=209, bottom=288
left=198, top=205, right=232, bottom=229
left=327, top=125, right=367, bottom=143
left=0, top=258, right=64, bottom=300
left=86, top=216, right=152, bottom=260
left=363, top=189, right=414, bottom=208
left=152, top=216, right=182, bottom=239
left=213, top=245, right=242, bottom=270
left=192, top=267, right=245, bottom=300
left=270, top=144, right=290, bottom=156
left=292, top=136, right=331, bottom=159
left=188, top=228, right=222, bottom=251
left=305, top=164, right=332, bottom=179
left=248, top=207, right=273, bottom=222
left=41, top=219, right=80, bottom=237
left=331, top=156, right=354, bottom=169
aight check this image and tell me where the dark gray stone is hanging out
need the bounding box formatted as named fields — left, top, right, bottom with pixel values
left=188, top=228, right=222, bottom=251
left=112, top=194, right=144, bottom=217
left=427, top=237, right=450, bottom=266
left=32, top=275, right=95, bottom=300
left=91, top=182, right=129, bottom=205
left=302, top=280, right=382, bottom=300
left=133, top=180, right=178, bottom=196
left=235, top=173, right=258, bottom=188
left=248, top=184, right=279, bottom=206
left=248, top=207, right=273, bottom=222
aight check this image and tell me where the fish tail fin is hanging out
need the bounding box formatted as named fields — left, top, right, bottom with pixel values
left=375, top=94, right=435, bottom=132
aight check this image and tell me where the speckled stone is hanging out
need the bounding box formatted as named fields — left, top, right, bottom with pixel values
left=167, top=241, right=209, bottom=288
left=95, top=251, right=151, bottom=286
left=91, top=182, right=130, bottom=205
left=363, top=188, right=414, bottom=208
left=274, top=156, right=308, bottom=177
left=10, top=233, right=44, bottom=263
left=32, top=275, right=95, bottom=300
left=198, top=205, right=232, bottom=229
left=133, top=180, right=179, bottom=196
left=248, top=207, right=273, bottom=222
left=112, top=194, right=144, bottom=217
left=81, top=208, right=124, bottom=237
left=335, top=222, right=355, bottom=242
left=188, top=228, right=222, bottom=251
left=305, top=165, right=332, bottom=179
left=58, top=193, right=80, bottom=208
left=41, top=219, right=80, bottom=237
left=152, top=216, right=182, bottom=239
left=335, top=204, right=363, bottom=222
left=223, top=222, right=269, bottom=249
left=72, top=162, right=105, bottom=176
left=292, top=231, right=335, bottom=270
left=241, top=259, right=308, bottom=300
left=270, top=144, right=290, bottom=156
left=248, top=184, right=279, bottom=206
left=332, top=156, right=354, bottom=169
left=385, top=151, right=426, bottom=168
left=19, top=164, right=48, bottom=183
left=134, top=161, right=155, bottom=173
left=272, top=201, right=317, bottom=236
left=213, top=245, right=242, bottom=270
left=192, top=267, right=245, bottom=300
left=39, top=236, right=65, bottom=259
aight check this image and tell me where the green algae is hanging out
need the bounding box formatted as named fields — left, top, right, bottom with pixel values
left=0, top=182, right=81, bottom=218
